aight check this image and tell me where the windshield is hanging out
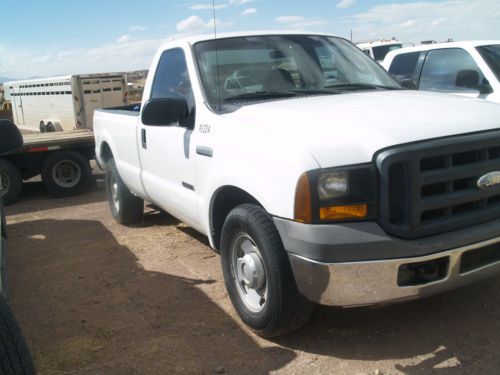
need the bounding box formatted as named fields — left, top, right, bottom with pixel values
left=193, top=35, right=401, bottom=108
left=372, top=44, right=402, bottom=61
left=477, top=44, right=500, bottom=81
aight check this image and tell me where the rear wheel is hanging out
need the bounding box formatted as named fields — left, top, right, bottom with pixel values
left=46, top=122, right=56, bottom=132
left=0, top=159, right=22, bottom=206
left=41, top=151, right=91, bottom=197
left=220, top=204, right=313, bottom=337
left=105, top=158, right=143, bottom=224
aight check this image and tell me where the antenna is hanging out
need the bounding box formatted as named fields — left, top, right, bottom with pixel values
left=212, top=0, right=222, bottom=111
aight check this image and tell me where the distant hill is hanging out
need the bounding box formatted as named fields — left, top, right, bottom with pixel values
left=0, top=77, right=17, bottom=84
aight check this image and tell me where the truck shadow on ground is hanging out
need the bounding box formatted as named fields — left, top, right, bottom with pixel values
left=8, top=218, right=295, bottom=374
left=275, top=277, right=500, bottom=374
left=8, top=177, right=106, bottom=216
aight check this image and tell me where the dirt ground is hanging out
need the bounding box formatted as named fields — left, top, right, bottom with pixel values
left=5, top=172, right=500, bottom=375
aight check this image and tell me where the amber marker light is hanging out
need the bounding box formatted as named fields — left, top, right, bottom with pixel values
left=294, top=173, right=312, bottom=223
left=320, top=204, right=368, bottom=221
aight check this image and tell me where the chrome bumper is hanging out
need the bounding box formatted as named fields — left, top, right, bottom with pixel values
left=288, top=236, right=500, bottom=307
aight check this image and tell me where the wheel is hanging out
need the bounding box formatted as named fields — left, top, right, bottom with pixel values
left=41, top=151, right=91, bottom=197
left=220, top=204, right=314, bottom=337
left=105, top=158, right=143, bottom=224
left=46, top=122, right=56, bottom=132
left=0, top=294, right=35, bottom=375
left=39, top=121, right=46, bottom=133
left=0, top=159, right=22, bottom=206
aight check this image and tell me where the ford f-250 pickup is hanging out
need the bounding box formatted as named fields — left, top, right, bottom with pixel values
left=94, top=31, right=500, bottom=337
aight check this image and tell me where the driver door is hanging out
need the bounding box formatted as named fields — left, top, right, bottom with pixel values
left=138, top=48, right=200, bottom=226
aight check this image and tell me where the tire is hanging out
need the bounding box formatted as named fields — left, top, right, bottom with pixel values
left=0, top=295, right=35, bottom=375
left=46, top=122, right=56, bottom=133
left=0, top=159, right=22, bottom=206
left=220, top=204, right=314, bottom=337
left=41, top=151, right=91, bottom=197
left=105, top=158, right=143, bottom=224
left=39, top=122, right=46, bottom=133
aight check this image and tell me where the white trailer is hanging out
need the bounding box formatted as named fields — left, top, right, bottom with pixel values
left=4, top=73, right=128, bottom=133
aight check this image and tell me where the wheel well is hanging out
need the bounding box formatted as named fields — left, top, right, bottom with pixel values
left=100, top=142, right=113, bottom=167
left=210, top=186, right=261, bottom=250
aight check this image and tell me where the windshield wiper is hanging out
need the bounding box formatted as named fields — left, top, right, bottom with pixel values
left=323, top=83, right=400, bottom=91
left=224, top=90, right=298, bottom=101
left=290, top=89, right=341, bottom=95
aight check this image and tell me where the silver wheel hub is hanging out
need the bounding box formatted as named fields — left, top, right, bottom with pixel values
left=109, top=175, right=120, bottom=212
left=52, top=160, right=81, bottom=188
left=231, top=233, right=267, bottom=312
left=237, top=253, right=265, bottom=290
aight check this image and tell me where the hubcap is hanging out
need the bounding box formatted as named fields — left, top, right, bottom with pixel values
left=52, top=160, right=81, bottom=188
left=231, top=233, right=267, bottom=312
left=112, top=181, right=119, bottom=211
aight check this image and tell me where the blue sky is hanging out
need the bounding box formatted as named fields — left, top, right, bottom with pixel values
left=1, top=0, right=499, bottom=79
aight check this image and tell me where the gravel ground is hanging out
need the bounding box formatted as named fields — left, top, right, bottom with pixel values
left=5, top=174, right=500, bottom=374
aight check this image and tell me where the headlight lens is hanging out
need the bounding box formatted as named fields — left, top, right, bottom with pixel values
left=318, top=171, right=349, bottom=200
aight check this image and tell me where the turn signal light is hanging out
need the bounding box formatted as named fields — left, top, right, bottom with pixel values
left=320, top=204, right=368, bottom=221
left=294, top=173, right=312, bottom=223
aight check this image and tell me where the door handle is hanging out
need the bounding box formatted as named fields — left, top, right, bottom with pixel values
left=141, top=128, right=147, bottom=149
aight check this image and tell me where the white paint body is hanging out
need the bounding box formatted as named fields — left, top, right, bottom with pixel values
left=4, top=73, right=128, bottom=133
left=94, top=32, right=500, bottom=248
left=382, top=40, right=500, bottom=104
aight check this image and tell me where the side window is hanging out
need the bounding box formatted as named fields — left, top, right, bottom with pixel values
left=151, top=48, right=195, bottom=125
left=389, top=52, right=421, bottom=81
left=419, top=48, right=485, bottom=92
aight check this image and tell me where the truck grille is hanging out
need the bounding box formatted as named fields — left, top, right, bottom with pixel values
left=377, top=131, right=500, bottom=239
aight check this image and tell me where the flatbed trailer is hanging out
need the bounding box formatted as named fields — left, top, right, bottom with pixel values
left=0, top=126, right=95, bottom=205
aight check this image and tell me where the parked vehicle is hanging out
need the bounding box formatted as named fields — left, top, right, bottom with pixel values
left=0, top=125, right=94, bottom=205
left=356, top=38, right=402, bottom=62
left=0, top=120, right=35, bottom=374
left=0, top=101, right=13, bottom=121
left=382, top=41, right=500, bottom=103
left=4, top=73, right=128, bottom=133
left=94, top=31, right=500, bottom=337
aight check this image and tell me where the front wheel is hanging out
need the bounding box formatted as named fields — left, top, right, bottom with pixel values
left=220, top=204, right=313, bottom=337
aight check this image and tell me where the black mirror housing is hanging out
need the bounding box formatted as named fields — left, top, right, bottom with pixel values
left=141, top=98, right=189, bottom=126
left=0, top=120, right=23, bottom=154
left=456, top=69, right=493, bottom=94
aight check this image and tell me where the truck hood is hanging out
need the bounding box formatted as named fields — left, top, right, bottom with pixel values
left=222, top=90, right=500, bottom=168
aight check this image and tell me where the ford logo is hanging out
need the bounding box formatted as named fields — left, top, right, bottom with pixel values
left=477, top=172, right=500, bottom=189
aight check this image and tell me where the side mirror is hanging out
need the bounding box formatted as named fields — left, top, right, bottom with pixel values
left=456, top=69, right=493, bottom=94
left=141, top=98, right=189, bottom=126
left=0, top=120, right=23, bottom=154
left=398, top=78, right=417, bottom=90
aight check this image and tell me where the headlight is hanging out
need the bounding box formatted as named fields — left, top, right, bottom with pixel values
left=294, top=164, right=377, bottom=224
left=318, top=171, right=349, bottom=200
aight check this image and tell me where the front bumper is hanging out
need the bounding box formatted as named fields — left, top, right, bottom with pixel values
left=274, top=218, right=500, bottom=306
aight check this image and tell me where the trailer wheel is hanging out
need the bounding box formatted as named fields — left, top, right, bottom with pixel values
left=39, top=121, right=46, bottom=133
left=41, top=151, right=91, bottom=197
left=0, top=294, right=35, bottom=375
left=105, top=158, right=143, bottom=224
left=220, top=204, right=314, bottom=337
left=0, top=159, right=22, bottom=206
left=46, top=122, right=56, bottom=132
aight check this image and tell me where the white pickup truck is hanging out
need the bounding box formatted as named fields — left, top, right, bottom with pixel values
left=94, top=31, right=500, bottom=337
